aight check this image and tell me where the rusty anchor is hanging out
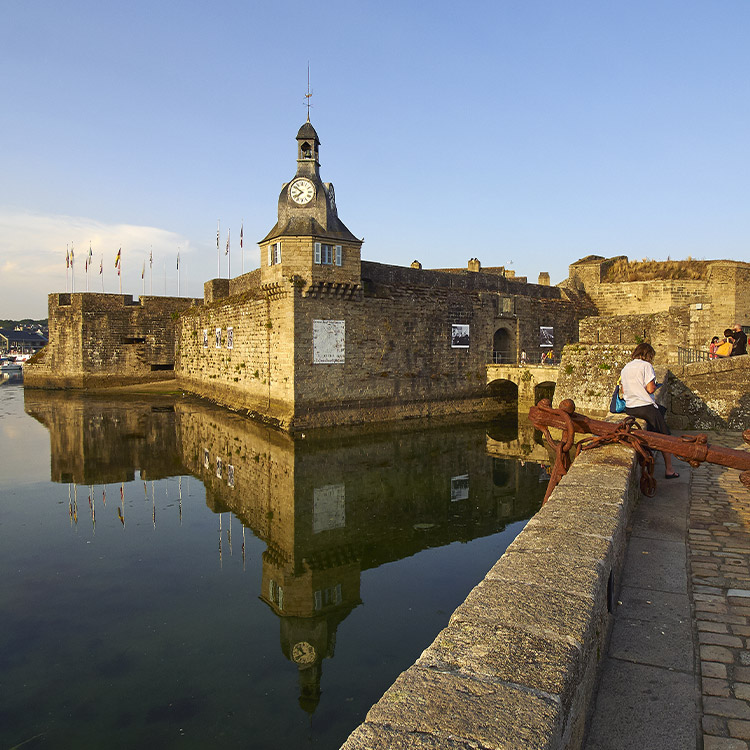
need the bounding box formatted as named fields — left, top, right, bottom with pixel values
left=528, top=398, right=750, bottom=504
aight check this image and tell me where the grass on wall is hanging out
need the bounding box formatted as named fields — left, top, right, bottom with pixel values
left=603, top=258, right=710, bottom=282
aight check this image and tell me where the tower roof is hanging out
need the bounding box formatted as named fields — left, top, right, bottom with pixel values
left=296, top=121, right=320, bottom=143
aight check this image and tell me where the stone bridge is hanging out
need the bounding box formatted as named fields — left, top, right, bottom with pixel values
left=486, top=363, right=560, bottom=413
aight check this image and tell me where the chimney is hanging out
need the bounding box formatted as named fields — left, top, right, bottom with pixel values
left=467, top=258, right=481, bottom=272
left=538, top=272, right=550, bottom=286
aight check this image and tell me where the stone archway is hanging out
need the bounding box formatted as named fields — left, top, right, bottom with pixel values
left=487, top=378, right=518, bottom=414
left=534, top=380, right=556, bottom=405
left=493, top=327, right=514, bottom=364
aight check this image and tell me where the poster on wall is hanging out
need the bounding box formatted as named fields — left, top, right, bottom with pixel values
left=227, top=326, right=234, bottom=350
left=313, top=319, right=345, bottom=364
left=451, top=474, right=470, bottom=501
left=540, top=326, right=554, bottom=348
left=203, top=329, right=208, bottom=348
left=215, top=327, right=221, bottom=348
left=227, top=464, right=235, bottom=488
left=451, top=324, right=470, bottom=348
left=216, top=456, right=223, bottom=479
left=203, top=448, right=210, bottom=469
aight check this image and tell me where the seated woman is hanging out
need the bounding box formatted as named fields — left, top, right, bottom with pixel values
left=620, top=342, right=678, bottom=478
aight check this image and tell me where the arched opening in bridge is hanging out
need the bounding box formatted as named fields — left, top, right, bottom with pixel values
left=486, top=412, right=518, bottom=443
left=534, top=380, right=556, bottom=406
left=487, top=378, right=518, bottom=415
left=492, top=457, right=514, bottom=488
left=492, top=328, right=513, bottom=364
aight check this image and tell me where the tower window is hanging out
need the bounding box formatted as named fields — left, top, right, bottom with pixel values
left=268, top=242, right=282, bottom=266
left=314, top=242, right=342, bottom=266
left=301, top=142, right=312, bottom=159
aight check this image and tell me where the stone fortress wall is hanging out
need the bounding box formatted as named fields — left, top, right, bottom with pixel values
left=568, top=256, right=750, bottom=354
left=174, top=259, right=581, bottom=430
left=24, top=292, right=201, bottom=389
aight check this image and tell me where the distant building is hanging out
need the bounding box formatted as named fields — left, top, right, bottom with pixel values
left=0, top=328, right=47, bottom=355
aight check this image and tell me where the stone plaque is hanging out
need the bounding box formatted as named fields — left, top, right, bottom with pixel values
left=313, top=319, right=345, bottom=364
left=313, top=484, right=346, bottom=533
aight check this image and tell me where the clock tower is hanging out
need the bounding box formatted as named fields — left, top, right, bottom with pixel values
left=260, top=120, right=362, bottom=295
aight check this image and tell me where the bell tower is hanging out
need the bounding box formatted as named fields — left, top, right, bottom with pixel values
left=259, top=120, right=362, bottom=296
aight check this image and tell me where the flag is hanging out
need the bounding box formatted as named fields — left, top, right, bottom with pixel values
left=88, top=244, right=93, bottom=265
left=240, top=223, right=243, bottom=249
left=216, top=223, right=220, bottom=249
left=115, top=247, right=121, bottom=267
left=99, top=259, right=103, bottom=275
left=226, top=229, right=230, bottom=255
left=66, top=247, right=70, bottom=269
left=177, top=251, right=180, bottom=270
left=149, top=248, right=153, bottom=269
left=70, top=245, right=74, bottom=265
left=142, top=261, right=145, bottom=280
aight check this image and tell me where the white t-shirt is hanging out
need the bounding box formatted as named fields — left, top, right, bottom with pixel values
left=620, top=359, right=657, bottom=409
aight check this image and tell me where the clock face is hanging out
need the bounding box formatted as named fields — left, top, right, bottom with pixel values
left=292, top=641, right=317, bottom=666
left=289, top=178, right=315, bottom=205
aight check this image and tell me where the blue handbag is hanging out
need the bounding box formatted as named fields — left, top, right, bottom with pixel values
left=610, top=380, right=626, bottom=414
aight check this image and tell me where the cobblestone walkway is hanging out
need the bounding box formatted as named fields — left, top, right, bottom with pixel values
left=690, top=433, right=750, bottom=750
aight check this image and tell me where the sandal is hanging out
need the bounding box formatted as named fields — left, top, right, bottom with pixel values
left=665, top=472, right=680, bottom=479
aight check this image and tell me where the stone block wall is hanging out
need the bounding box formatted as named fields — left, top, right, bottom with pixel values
left=176, top=263, right=581, bottom=430
left=568, top=257, right=750, bottom=358
left=669, top=355, right=750, bottom=430
left=341, top=441, right=641, bottom=750
left=175, top=290, right=295, bottom=427
left=578, top=309, right=689, bottom=363
left=24, top=293, right=200, bottom=388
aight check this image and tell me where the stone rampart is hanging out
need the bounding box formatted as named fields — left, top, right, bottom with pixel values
left=669, top=354, right=750, bottom=430
left=568, top=257, right=750, bottom=358
left=341, top=440, right=640, bottom=750
left=175, top=290, right=295, bottom=428
left=24, top=293, right=201, bottom=389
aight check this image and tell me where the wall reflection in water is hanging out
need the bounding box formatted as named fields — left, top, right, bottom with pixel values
left=24, top=390, right=546, bottom=716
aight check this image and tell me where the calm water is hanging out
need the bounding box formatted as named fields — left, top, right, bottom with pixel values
left=0, top=383, right=546, bottom=749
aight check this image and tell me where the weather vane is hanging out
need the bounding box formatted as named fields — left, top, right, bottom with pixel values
left=304, top=63, right=313, bottom=121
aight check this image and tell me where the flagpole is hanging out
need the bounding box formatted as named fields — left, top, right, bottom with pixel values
left=66, top=244, right=70, bottom=292
left=241, top=220, right=244, bottom=274
left=217, top=219, right=220, bottom=278
left=227, top=229, right=231, bottom=280
left=177, top=247, right=180, bottom=297
left=86, top=243, right=89, bottom=292
left=100, top=256, right=104, bottom=292
left=119, top=249, right=122, bottom=294
left=163, top=260, right=166, bottom=296
left=142, top=260, right=145, bottom=296
left=150, top=246, right=153, bottom=295
left=71, top=243, right=75, bottom=292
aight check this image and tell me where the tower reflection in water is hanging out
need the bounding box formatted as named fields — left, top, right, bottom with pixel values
left=24, top=389, right=546, bottom=716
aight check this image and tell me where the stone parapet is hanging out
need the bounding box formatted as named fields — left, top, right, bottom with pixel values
left=669, top=354, right=750, bottom=430
left=340, top=442, right=640, bottom=750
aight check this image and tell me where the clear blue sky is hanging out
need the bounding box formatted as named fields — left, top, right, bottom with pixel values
left=2, top=0, right=749, bottom=318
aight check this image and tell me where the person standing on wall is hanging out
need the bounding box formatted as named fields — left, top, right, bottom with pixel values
left=731, top=324, right=747, bottom=356
left=620, top=342, right=679, bottom=479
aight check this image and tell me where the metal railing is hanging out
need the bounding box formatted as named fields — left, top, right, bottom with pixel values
left=677, top=346, right=711, bottom=365
left=490, top=351, right=559, bottom=366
